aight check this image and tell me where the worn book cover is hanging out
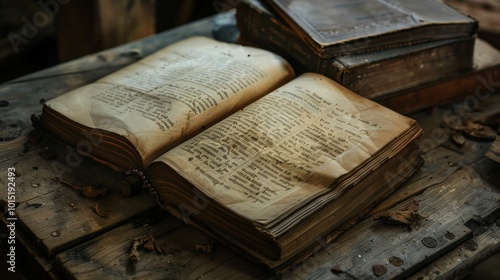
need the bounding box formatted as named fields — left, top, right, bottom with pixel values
left=237, top=0, right=475, bottom=99
left=265, top=0, right=478, bottom=57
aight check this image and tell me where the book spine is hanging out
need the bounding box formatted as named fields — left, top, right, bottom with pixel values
left=236, top=1, right=346, bottom=83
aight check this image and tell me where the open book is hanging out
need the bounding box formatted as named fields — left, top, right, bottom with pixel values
left=38, top=37, right=294, bottom=172
left=36, top=37, right=423, bottom=270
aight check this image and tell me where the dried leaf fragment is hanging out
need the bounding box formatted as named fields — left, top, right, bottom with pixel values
left=373, top=200, right=428, bottom=228
left=128, top=234, right=163, bottom=263
left=129, top=239, right=142, bottom=263
left=374, top=210, right=428, bottom=226
left=463, top=120, right=497, bottom=140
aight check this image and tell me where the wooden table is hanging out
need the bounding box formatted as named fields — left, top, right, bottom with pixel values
left=1, top=10, right=499, bottom=280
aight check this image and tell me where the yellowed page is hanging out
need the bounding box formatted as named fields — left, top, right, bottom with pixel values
left=158, top=73, right=416, bottom=224
left=46, top=36, right=294, bottom=166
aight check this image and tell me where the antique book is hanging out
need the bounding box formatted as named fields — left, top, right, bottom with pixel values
left=36, top=36, right=424, bottom=271
left=376, top=39, right=500, bottom=114
left=236, top=0, right=475, bottom=99
left=36, top=36, right=295, bottom=172
left=264, top=0, right=478, bottom=57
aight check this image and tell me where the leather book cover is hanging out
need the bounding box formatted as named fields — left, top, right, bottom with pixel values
left=265, top=0, right=478, bottom=57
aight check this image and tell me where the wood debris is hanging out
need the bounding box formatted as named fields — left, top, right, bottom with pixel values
left=195, top=240, right=216, bottom=253
left=372, top=264, right=387, bottom=277
left=52, top=177, right=107, bottom=198
left=128, top=234, right=164, bottom=263
left=450, top=132, right=466, bottom=146
left=462, top=120, right=497, bottom=139
left=373, top=200, right=429, bottom=229
left=129, top=239, right=142, bottom=263
left=143, top=236, right=155, bottom=251
left=94, top=203, right=109, bottom=217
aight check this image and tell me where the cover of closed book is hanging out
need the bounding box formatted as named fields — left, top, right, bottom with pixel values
left=266, top=0, right=477, bottom=57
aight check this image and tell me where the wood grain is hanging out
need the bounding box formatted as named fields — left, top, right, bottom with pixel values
left=55, top=213, right=271, bottom=280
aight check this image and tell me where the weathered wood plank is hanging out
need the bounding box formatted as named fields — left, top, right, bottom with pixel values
left=43, top=92, right=500, bottom=279
left=282, top=158, right=500, bottom=279
left=373, top=92, right=500, bottom=213
left=55, top=211, right=273, bottom=280
left=409, top=208, right=500, bottom=280
left=0, top=137, right=159, bottom=258
left=1, top=216, right=61, bottom=279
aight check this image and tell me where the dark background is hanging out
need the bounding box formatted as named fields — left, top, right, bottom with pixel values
left=0, top=0, right=223, bottom=83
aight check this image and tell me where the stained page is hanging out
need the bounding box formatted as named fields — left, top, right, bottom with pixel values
left=46, top=37, right=294, bottom=165
left=158, top=73, right=416, bottom=224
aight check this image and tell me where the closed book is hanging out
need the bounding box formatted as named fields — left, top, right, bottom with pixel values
left=236, top=0, right=475, bottom=99
left=264, top=0, right=478, bottom=57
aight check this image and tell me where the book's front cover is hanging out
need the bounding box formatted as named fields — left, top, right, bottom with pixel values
left=267, top=0, right=476, bottom=53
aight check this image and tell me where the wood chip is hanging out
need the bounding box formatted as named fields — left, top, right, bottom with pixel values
left=143, top=235, right=155, bottom=251
left=195, top=240, right=215, bottom=253
left=450, top=132, right=466, bottom=146
left=372, top=264, right=387, bottom=277
left=389, top=256, right=404, bottom=267
left=94, top=203, right=109, bottom=217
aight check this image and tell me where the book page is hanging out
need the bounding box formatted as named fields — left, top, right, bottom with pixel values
left=158, top=73, right=415, bottom=224
left=46, top=37, right=294, bottom=166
